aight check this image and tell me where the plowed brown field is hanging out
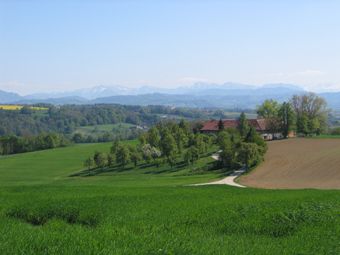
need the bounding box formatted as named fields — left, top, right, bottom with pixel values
left=239, top=138, right=340, bottom=189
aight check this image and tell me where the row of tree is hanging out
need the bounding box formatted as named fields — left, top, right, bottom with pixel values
left=256, top=93, right=328, bottom=137
left=84, top=115, right=268, bottom=172
left=138, top=120, right=212, bottom=167
left=84, top=120, right=213, bottom=170
left=0, top=133, right=70, bottom=155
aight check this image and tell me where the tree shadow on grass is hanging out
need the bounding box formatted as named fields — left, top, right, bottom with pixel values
left=138, top=162, right=158, bottom=169
left=143, top=160, right=192, bottom=175
left=71, top=152, right=221, bottom=178
left=70, top=165, right=134, bottom=177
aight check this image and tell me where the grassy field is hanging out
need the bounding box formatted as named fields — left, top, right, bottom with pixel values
left=1, top=141, right=340, bottom=254
left=74, top=123, right=138, bottom=136
left=0, top=105, right=48, bottom=111
left=240, top=138, right=340, bottom=189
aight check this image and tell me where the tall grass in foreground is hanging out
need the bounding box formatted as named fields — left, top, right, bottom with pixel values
left=1, top=185, right=339, bottom=254
left=0, top=142, right=339, bottom=254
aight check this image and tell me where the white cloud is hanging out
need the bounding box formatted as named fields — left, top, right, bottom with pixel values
left=296, top=70, right=325, bottom=76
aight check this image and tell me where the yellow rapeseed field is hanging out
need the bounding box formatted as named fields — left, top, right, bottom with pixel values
left=0, top=105, right=48, bottom=111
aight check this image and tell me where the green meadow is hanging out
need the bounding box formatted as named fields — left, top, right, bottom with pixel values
left=74, top=123, right=137, bottom=136
left=0, top=142, right=340, bottom=254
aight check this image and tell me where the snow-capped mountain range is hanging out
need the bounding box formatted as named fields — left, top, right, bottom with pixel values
left=23, top=83, right=304, bottom=100
left=1, top=82, right=340, bottom=109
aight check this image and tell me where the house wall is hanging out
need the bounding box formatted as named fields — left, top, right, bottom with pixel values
left=261, top=133, right=272, bottom=141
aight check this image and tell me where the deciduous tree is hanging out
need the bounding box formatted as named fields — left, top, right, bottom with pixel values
left=84, top=157, right=95, bottom=170
left=238, top=142, right=262, bottom=170
left=93, top=151, right=107, bottom=169
left=115, top=145, right=130, bottom=168
left=291, top=93, right=328, bottom=135
left=238, top=112, right=249, bottom=138
left=278, top=102, right=295, bottom=138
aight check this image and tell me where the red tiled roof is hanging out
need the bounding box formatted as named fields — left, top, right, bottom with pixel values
left=200, top=119, right=268, bottom=132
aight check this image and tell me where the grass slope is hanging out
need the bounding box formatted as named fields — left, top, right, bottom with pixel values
left=74, top=123, right=137, bottom=136
left=0, top=141, right=340, bottom=254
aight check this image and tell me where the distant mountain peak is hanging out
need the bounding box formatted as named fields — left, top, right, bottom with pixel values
left=261, top=83, right=304, bottom=90
left=0, top=90, right=22, bottom=103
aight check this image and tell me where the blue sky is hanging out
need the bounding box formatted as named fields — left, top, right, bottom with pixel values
left=1, top=0, right=340, bottom=95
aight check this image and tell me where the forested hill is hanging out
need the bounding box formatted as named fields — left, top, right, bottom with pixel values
left=0, top=104, right=235, bottom=137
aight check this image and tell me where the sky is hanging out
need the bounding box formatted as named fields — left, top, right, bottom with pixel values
left=1, top=0, right=340, bottom=95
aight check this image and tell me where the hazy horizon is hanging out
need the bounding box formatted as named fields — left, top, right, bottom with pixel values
left=0, top=82, right=322, bottom=97
left=1, top=0, right=340, bottom=94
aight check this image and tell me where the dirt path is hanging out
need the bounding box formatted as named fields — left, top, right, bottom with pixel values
left=193, top=168, right=246, bottom=188
left=191, top=152, right=246, bottom=188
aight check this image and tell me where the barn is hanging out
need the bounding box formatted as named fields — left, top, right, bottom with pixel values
left=200, top=119, right=283, bottom=140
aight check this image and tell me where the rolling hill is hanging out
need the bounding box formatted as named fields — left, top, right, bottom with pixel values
left=1, top=141, right=340, bottom=254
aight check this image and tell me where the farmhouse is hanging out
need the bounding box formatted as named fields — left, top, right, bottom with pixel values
left=200, top=118, right=281, bottom=140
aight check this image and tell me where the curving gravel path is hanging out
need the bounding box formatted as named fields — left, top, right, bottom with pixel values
left=191, top=152, right=246, bottom=188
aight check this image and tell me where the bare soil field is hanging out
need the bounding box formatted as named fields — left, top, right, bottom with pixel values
left=239, top=138, right=340, bottom=189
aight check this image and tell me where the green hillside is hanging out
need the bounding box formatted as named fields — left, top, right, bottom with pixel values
left=74, top=123, right=137, bottom=135
left=0, top=143, right=340, bottom=254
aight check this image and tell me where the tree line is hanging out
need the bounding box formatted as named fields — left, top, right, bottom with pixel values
left=256, top=93, right=328, bottom=137
left=0, top=104, right=159, bottom=137
left=0, top=133, right=70, bottom=155
left=0, top=103, right=236, bottom=139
